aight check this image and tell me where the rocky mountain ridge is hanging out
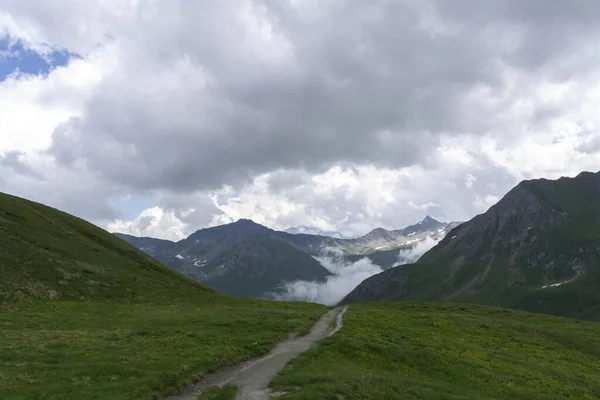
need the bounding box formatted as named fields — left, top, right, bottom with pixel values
left=342, top=171, right=600, bottom=321
left=115, top=215, right=456, bottom=297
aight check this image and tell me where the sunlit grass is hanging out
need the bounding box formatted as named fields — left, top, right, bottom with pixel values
left=0, top=300, right=325, bottom=399
left=271, top=302, right=600, bottom=399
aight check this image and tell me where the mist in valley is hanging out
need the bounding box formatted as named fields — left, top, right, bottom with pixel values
left=275, top=237, right=442, bottom=305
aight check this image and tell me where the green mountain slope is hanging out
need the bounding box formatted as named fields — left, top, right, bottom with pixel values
left=115, top=216, right=458, bottom=298
left=0, top=192, right=215, bottom=304
left=343, top=171, right=600, bottom=321
left=0, top=191, right=326, bottom=399
left=271, top=302, right=600, bottom=399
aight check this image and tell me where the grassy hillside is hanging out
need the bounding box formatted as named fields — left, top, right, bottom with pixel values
left=0, top=192, right=326, bottom=399
left=271, top=302, right=600, bottom=399
left=0, top=192, right=215, bottom=304
left=343, top=171, right=600, bottom=321
left=0, top=300, right=325, bottom=400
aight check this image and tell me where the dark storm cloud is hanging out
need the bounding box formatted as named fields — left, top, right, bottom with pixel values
left=47, top=0, right=600, bottom=192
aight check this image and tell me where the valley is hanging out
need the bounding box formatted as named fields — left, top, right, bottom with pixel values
left=270, top=302, right=600, bottom=399
left=343, top=171, right=600, bottom=321
left=115, top=216, right=456, bottom=300
left=5, top=3, right=600, bottom=399
left=2, top=171, right=600, bottom=399
left=0, top=192, right=326, bottom=399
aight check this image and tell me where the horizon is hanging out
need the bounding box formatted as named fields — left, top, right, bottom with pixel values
left=113, top=213, right=448, bottom=241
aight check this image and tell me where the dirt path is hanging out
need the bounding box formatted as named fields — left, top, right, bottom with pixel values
left=166, top=306, right=348, bottom=400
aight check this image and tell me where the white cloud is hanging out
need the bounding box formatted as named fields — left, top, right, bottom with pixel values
left=1, top=0, right=600, bottom=240
left=0, top=42, right=124, bottom=222
left=0, top=0, right=134, bottom=54
left=398, top=236, right=441, bottom=264
left=577, top=132, right=600, bottom=154
left=274, top=234, right=443, bottom=305
left=274, top=256, right=383, bottom=306
left=107, top=207, right=188, bottom=242
left=0, top=50, right=112, bottom=153
left=465, top=173, right=476, bottom=188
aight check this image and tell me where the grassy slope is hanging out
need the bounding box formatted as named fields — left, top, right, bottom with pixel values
left=343, top=172, right=600, bottom=322
left=412, top=174, right=600, bottom=321
left=0, top=300, right=324, bottom=400
left=0, top=192, right=326, bottom=399
left=271, top=302, right=600, bottom=400
left=0, top=192, right=215, bottom=304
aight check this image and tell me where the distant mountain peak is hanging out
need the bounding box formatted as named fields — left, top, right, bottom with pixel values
left=342, top=171, right=600, bottom=322
left=576, top=170, right=599, bottom=179
left=284, top=225, right=349, bottom=239
left=370, top=227, right=390, bottom=234
left=363, top=227, right=392, bottom=236
left=399, top=215, right=446, bottom=236
left=234, top=218, right=259, bottom=225
left=417, top=215, right=445, bottom=225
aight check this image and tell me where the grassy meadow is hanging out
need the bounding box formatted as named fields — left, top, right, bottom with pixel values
left=0, top=191, right=326, bottom=399
left=271, top=302, right=600, bottom=399
left=0, top=300, right=325, bottom=399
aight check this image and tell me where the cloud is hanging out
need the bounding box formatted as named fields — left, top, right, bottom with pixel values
left=1, top=0, right=600, bottom=239
left=274, top=234, right=443, bottom=306
left=274, top=256, right=383, bottom=306
left=37, top=0, right=600, bottom=193
left=0, top=151, right=43, bottom=179
left=577, top=132, right=600, bottom=154
left=398, top=236, right=442, bottom=265
left=107, top=206, right=188, bottom=242
left=0, top=41, right=126, bottom=223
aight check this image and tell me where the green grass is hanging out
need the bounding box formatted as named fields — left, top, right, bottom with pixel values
left=0, top=300, right=325, bottom=399
left=271, top=302, right=600, bottom=399
left=198, top=384, right=238, bottom=400
left=0, top=191, right=327, bottom=398
left=345, top=173, right=600, bottom=322
left=0, top=191, right=216, bottom=304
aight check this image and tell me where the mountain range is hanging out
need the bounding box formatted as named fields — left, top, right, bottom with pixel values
left=284, top=226, right=349, bottom=239
left=343, top=171, right=600, bottom=321
left=110, top=170, right=600, bottom=321
left=4, top=186, right=600, bottom=399
left=115, top=216, right=456, bottom=297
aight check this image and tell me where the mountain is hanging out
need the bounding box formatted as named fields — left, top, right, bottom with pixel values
left=0, top=191, right=328, bottom=399
left=116, top=219, right=332, bottom=297
left=0, top=192, right=215, bottom=305
left=342, top=171, right=600, bottom=321
left=341, top=218, right=460, bottom=269
left=196, top=236, right=330, bottom=297
left=116, top=215, right=459, bottom=298
left=284, top=225, right=349, bottom=239
left=339, top=216, right=456, bottom=255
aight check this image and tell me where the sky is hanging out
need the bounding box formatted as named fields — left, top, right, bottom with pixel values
left=2, top=0, right=600, bottom=241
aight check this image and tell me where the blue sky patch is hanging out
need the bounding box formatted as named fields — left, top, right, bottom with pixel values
left=0, top=36, right=79, bottom=81
left=112, top=195, right=156, bottom=220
